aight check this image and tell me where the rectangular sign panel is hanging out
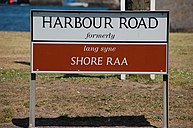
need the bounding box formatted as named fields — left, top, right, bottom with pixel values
left=31, top=10, right=169, bottom=42
left=32, top=43, right=167, bottom=74
left=31, top=10, right=169, bottom=74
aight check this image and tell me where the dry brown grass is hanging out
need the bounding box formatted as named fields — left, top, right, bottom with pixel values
left=0, top=32, right=30, bottom=69
left=169, top=33, right=193, bottom=70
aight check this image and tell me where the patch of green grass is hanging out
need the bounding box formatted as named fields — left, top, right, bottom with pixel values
left=0, top=108, right=13, bottom=123
left=23, top=101, right=30, bottom=109
left=122, top=68, right=193, bottom=87
left=127, top=74, right=162, bottom=84
left=97, top=102, right=121, bottom=113
left=1, top=67, right=190, bottom=88
left=150, top=116, right=162, bottom=121
left=176, top=115, right=193, bottom=122
left=0, top=69, right=29, bottom=82
left=169, top=68, right=193, bottom=86
left=0, top=93, right=6, bottom=98
left=1, top=68, right=192, bottom=87
left=100, top=94, right=113, bottom=101
left=104, top=104, right=121, bottom=113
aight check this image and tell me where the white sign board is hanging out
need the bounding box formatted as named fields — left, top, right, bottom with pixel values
left=31, top=10, right=169, bottom=42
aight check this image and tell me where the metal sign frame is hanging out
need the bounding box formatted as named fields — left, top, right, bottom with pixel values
left=29, top=3, right=169, bottom=128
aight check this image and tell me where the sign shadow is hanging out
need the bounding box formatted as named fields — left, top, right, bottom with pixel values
left=14, top=61, right=30, bottom=66
left=12, top=115, right=156, bottom=128
left=55, top=74, right=120, bottom=79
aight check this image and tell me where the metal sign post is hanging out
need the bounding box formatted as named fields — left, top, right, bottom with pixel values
left=29, top=73, right=36, bottom=128
left=151, top=0, right=169, bottom=127
left=163, top=75, right=169, bottom=128
left=151, top=0, right=155, bottom=11
left=120, top=0, right=126, bottom=80
left=150, top=0, right=156, bottom=80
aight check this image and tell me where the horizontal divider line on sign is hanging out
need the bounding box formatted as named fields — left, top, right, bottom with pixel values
left=32, top=42, right=168, bottom=45
left=31, top=40, right=168, bottom=43
left=31, top=71, right=168, bottom=75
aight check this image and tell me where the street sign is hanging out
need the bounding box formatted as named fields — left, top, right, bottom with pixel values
left=31, top=10, right=169, bottom=74
left=30, top=9, right=169, bottom=128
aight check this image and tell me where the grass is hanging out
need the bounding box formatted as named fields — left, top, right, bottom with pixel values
left=0, top=32, right=193, bottom=127
left=176, top=115, right=193, bottom=122
left=0, top=32, right=193, bottom=86
left=170, top=68, right=193, bottom=87
left=0, top=68, right=192, bottom=87
left=169, top=33, right=193, bottom=70
left=0, top=69, right=29, bottom=82
left=0, top=108, right=13, bottom=123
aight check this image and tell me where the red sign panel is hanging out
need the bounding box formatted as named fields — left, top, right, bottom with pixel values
left=32, top=43, right=167, bottom=74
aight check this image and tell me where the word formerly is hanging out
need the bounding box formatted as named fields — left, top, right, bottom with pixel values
left=85, top=32, right=115, bottom=40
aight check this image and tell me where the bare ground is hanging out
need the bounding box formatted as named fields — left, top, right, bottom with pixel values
left=0, top=32, right=193, bottom=128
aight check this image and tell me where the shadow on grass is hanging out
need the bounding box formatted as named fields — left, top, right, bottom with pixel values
left=14, top=61, right=30, bottom=66
left=55, top=74, right=120, bottom=79
left=12, top=115, right=156, bottom=128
